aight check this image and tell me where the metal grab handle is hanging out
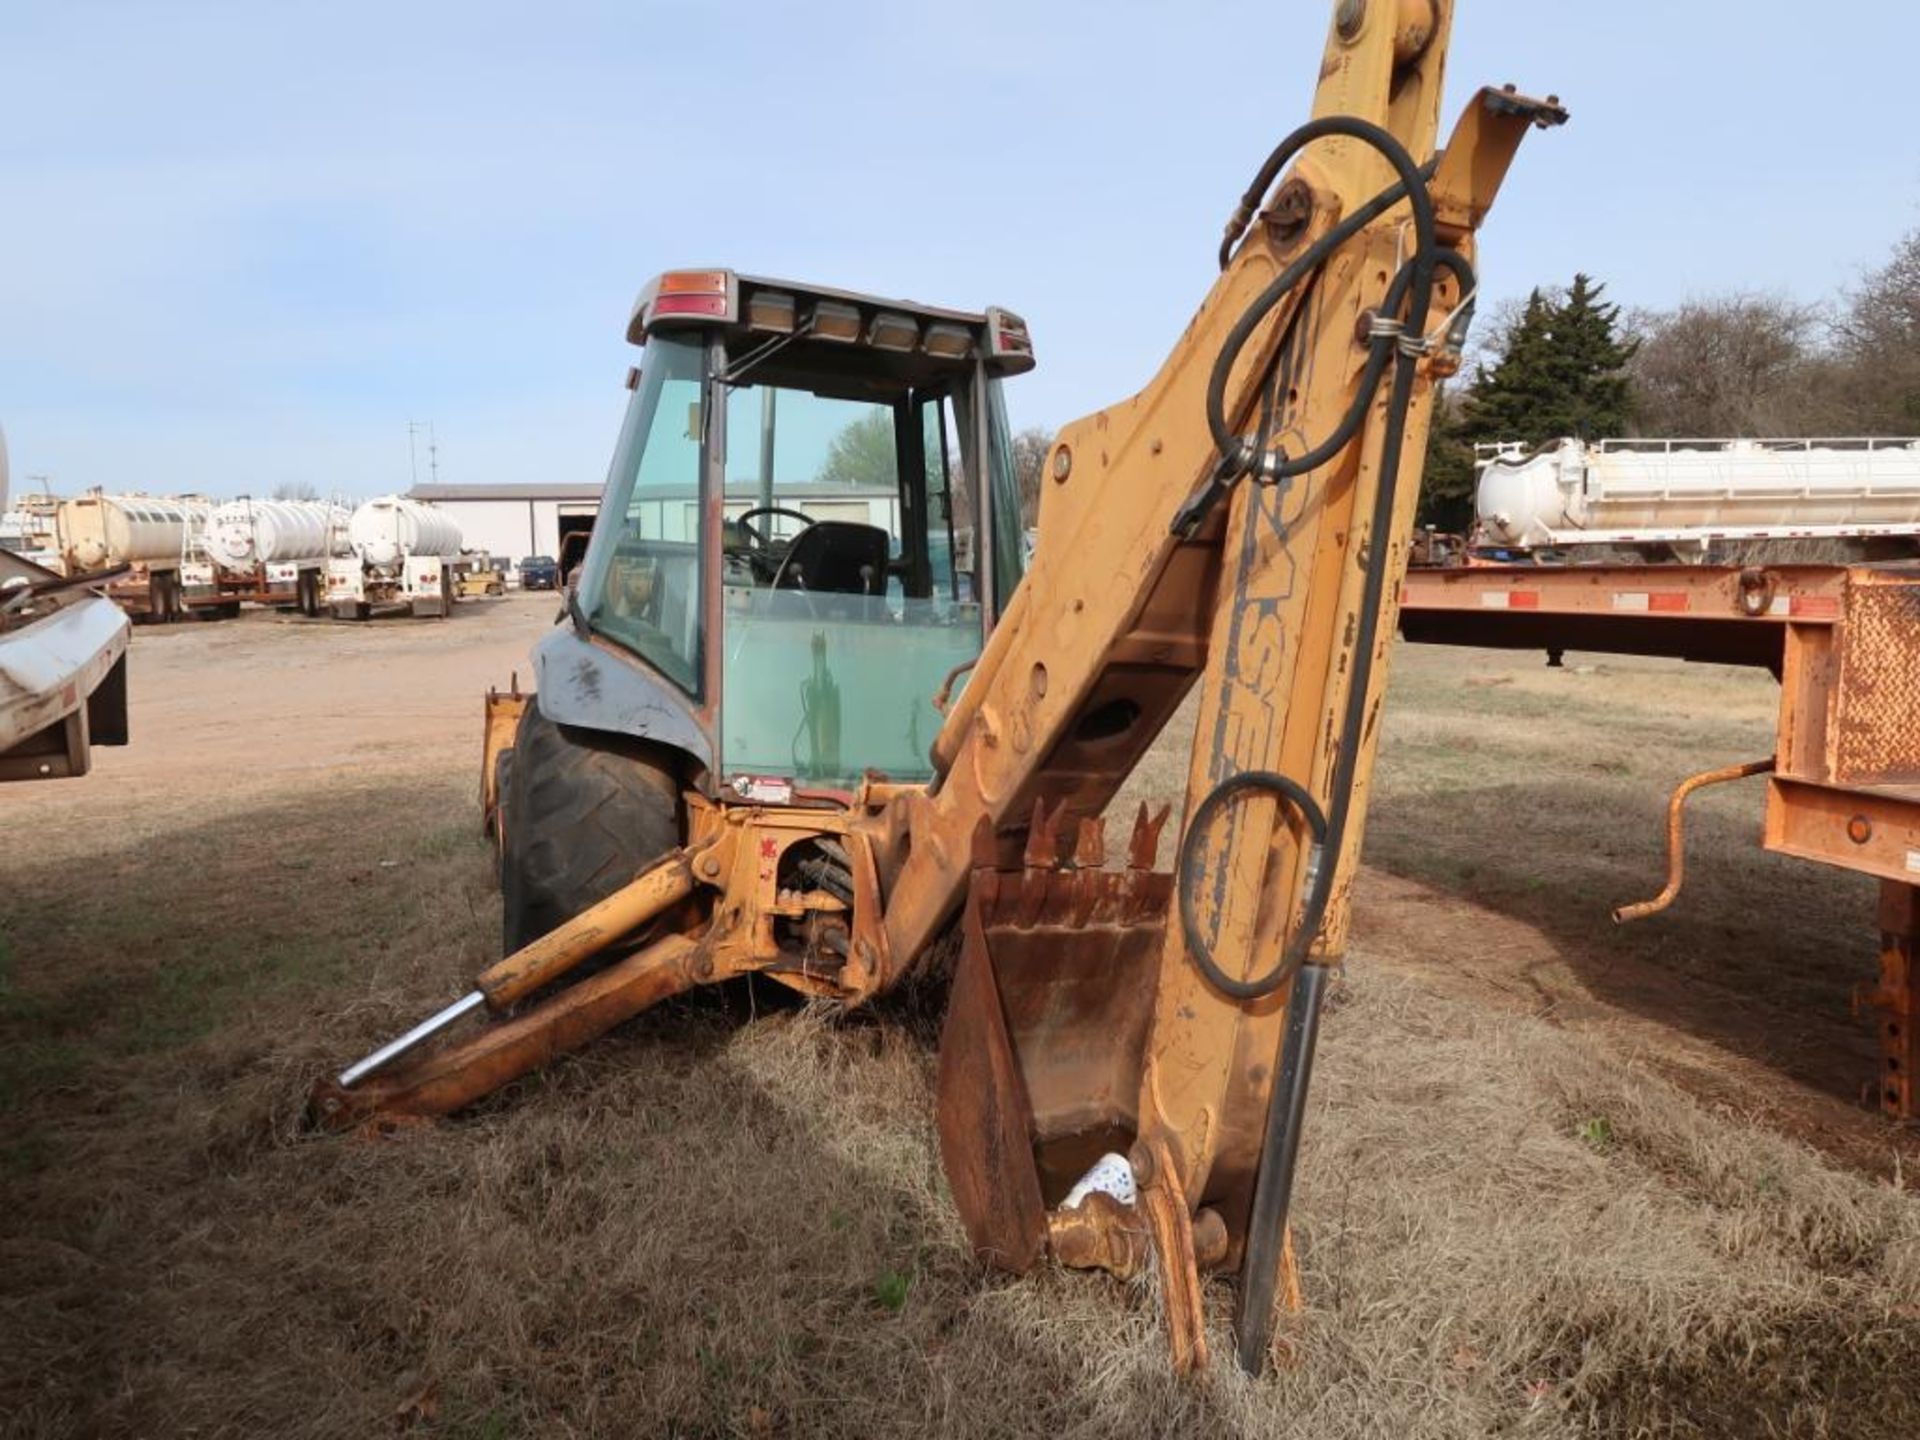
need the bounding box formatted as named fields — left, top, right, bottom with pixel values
left=1611, top=758, right=1775, bottom=925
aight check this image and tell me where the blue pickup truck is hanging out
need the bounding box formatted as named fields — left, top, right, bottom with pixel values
left=518, top=554, right=560, bottom=591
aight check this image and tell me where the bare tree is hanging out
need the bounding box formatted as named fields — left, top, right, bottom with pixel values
left=1627, top=294, right=1827, bottom=436
left=1011, top=427, right=1054, bottom=526
left=1834, top=228, right=1920, bottom=432
left=272, top=480, right=321, bottom=502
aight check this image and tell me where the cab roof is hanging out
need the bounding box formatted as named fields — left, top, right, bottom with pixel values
left=625, top=268, right=1035, bottom=394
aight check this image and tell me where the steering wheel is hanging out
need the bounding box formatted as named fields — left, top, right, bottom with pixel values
left=735, top=505, right=814, bottom=553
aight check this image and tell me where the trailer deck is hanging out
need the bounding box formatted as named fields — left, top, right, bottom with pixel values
left=1400, top=560, right=1920, bottom=1120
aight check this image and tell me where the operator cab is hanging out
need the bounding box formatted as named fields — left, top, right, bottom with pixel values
left=567, top=269, right=1035, bottom=791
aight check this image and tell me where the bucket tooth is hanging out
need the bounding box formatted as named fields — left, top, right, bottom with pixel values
left=1023, top=797, right=1067, bottom=873
left=1065, top=817, right=1106, bottom=925
left=1119, top=804, right=1172, bottom=922
left=1129, top=803, right=1172, bottom=873
left=969, top=814, right=1000, bottom=871
left=1066, top=818, right=1105, bottom=926
left=1073, top=817, right=1106, bottom=870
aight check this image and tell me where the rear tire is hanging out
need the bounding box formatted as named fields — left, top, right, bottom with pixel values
left=490, top=746, right=516, bottom=875
left=499, top=704, right=683, bottom=954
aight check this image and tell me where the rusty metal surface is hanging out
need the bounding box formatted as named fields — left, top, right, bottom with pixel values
left=1832, top=571, right=1920, bottom=785
left=1136, top=1138, right=1208, bottom=1374
left=1763, top=775, right=1920, bottom=889
left=1047, top=1192, right=1150, bottom=1277
left=1398, top=562, right=1858, bottom=669
left=1863, top=882, right=1920, bottom=1120
left=937, top=804, right=1175, bottom=1271
left=936, top=869, right=1048, bottom=1273
left=1612, top=758, right=1775, bottom=925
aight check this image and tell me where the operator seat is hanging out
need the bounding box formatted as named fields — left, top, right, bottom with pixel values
left=773, top=521, right=890, bottom=596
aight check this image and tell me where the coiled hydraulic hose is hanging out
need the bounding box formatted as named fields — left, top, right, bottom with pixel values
left=1177, top=117, right=1475, bottom=1002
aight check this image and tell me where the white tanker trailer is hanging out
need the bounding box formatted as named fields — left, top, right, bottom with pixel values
left=1475, top=438, right=1920, bottom=554
left=198, top=499, right=348, bottom=570
left=327, top=495, right=465, bottom=619
left=178, top=498, right=346, bottom=618
left=51, top=494, right=205, bottom=621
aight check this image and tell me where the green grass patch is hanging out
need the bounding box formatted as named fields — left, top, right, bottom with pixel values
left=873, top=1268, right=912, bottom=1313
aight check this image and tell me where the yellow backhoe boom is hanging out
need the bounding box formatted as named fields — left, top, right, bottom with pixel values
left=320, top=0, right=1561, bottom=1372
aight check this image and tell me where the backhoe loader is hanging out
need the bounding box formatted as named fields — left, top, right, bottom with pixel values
left=316, top=0, right=1562, bottom=1372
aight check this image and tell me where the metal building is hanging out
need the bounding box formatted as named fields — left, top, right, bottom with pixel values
left=404, top=482, right=602, bottom=569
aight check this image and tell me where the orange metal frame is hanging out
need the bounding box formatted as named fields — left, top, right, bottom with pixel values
left=1399, top=561, right=1920, bottom=1119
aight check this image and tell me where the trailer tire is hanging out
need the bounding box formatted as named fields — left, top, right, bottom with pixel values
left=148, top=571, right=177, bottom=624
left=499, top=705, right=683, bottom=955
left=297, top=570, right=321, bottom=617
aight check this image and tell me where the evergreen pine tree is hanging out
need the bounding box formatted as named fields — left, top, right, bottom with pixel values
left=1418, top=275, right=1637, bottom=530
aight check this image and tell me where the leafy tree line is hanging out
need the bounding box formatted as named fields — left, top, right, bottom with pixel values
left=818, top=409, right=1056, bottom=528
left=1418, top=225, right=1920, bottom=529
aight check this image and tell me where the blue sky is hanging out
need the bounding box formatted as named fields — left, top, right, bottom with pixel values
left=5, top=1, right=1918, bottom=500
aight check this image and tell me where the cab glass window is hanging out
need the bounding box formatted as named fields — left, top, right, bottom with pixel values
left=716, top=379, right=980, bottom=783
left=581, top=336, right=708, bottom=695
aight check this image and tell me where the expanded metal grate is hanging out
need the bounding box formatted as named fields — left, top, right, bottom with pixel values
left=1833, top=571, right=1920, bottom=785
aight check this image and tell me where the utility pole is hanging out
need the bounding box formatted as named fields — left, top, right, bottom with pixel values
left=409, top=421, right=440, bottom=488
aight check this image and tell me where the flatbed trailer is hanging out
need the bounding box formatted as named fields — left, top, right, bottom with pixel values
left=1399, top=561, right=1920, bottom=1120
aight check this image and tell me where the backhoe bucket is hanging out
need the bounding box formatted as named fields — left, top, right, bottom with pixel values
left=936, top=802, right=1173, bottom=1271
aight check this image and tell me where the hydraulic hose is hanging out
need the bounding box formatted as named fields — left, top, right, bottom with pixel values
left=1205, top=120, right=1438, bottom=476
left=1178, top=118, right=1474, bottom=1002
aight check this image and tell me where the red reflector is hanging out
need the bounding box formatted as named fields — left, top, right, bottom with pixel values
left=651, top=293, right=731, bottom=319
left=1790, top=595, right=1840, bottom=618
left=1648, top=592, right=1689, bottom=613
left=1509, top=590, right=1540, bottom=609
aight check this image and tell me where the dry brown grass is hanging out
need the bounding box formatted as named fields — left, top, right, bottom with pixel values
left=4, top=635, right=1920, bottom=1437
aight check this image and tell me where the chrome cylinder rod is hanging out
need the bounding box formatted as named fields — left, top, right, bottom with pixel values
left=337, top=990, right=487, bottom=1088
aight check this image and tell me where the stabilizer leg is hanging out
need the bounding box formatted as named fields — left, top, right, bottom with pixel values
left=313, top=933, right=703, bottom=1129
